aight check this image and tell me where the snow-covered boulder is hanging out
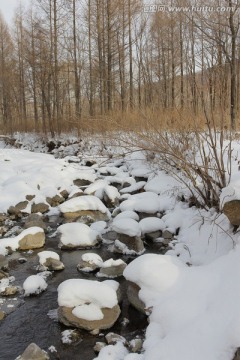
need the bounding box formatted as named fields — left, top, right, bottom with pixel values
left=139, top=217, right=165, bottom=240
left=57, top=279, right=121, bottom=331
left=57, top=223, right=100, bottom=249
left=77, top=253, right=103, bottom=273
left=23, top=274, right=48, bottom=296
left=97, top=259, right=127, bottom=278
left=16, top=343, right=49, bottom=360
left=37, top=251, right=64, bottom=271
left=0, top=227, right=45, bottom=253
left=111, top=218, right=144, bottom=255
left=58, top=195, right=111, bottom=222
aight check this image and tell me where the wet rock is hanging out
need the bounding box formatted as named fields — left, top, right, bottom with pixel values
left=0, top=255, right=8, bottom=271
left=31, top=203, right=49, bottom=214
left=98, top=260, right=127, bottom=278
left=0, top=311, right=5, bottom=320
left=145, top=230, right=162, bottom=241
left=94, top=342, right=106, bottom=353
left=128, top=338, right=143, bottom=353
left=58, top=304, right=121, bottom=331
left=223, top=200, right=240, bottom=226
left=43, top=258, right=65, bottom=271
left=18, top=257, right=27, bottom=264
left=0, top=270, right=9, bottom=279
left=105, top=332, right=127, bottom=345
left=77, top=259, right=100, bottom=273
left=17, top=343, right=49, bottom=360
left=18, top=229, right=45, bottom=250
left=162, top=230, right=174, bottom=240
left=127, top=282, right=146, bottom=314
left=24, top=214, right=46, bottom=230
left=1, top=286, right=18, bottom=296
left=115, top=234, right=145, bottom=254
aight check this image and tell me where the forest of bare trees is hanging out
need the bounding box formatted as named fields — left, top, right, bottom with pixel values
left=0, top=0, right=239, bottom=135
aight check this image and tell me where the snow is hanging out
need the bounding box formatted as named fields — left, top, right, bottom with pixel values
left=111, top=218, right=141, bottom=237
left=57, top=279, right=118, bottom=308
left=38, top=251, right=60, bottom=265
left=93, top=342, right=129, bottom=360
left=139, top=217, right=165, bottom=234
left=72, top=303, right=104, bottom=321
left=0, top=148, right=96, bottom=213
left=120, top=181, right=146, bottom=194
left=58, top=195, right=110, bottom=218
left=57, top=223, right=99, bottom=247
left=101, top=258, right=125, bottom=268
left=90, top=221, right=107, bottom=233
left=114, top=210, right=139, bottom=222
left=120, top=192, right=160, bottom=213
left=23, top=274, right=48, bottom=296
left=123, top=248, right=240, bottom=360
left=81, top=253, right=103, bottom=267
left=84, top=179, right=108, bottom=195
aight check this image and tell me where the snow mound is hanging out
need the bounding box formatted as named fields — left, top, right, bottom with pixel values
left=139, top=217, right=165, bottom=234
left=57, top=223, right=99, bottom=247
left=120, top=192, right=160, bottom=214
left=57, top=279, right=118, bottom=308
left=114, top=210, right=139, bottom=222
left=72, top=303, right=104, bottom=321
left=81, top=253, right=103, bottom=267
left=58, top=195, right=110, bottom=217
left=112, top=218, right=141, bottom=237
left=23, top=274, right=48, bottom=296
left=38, top=251, right=60, bottom=265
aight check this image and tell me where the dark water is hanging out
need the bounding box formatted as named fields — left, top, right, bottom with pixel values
left=0, top=222, right=153, bottom=360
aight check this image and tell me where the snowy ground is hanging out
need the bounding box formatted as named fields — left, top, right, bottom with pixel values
left=1, top=132, right=240, bottom=360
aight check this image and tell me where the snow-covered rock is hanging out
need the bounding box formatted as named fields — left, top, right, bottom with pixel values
left=0, top=227, right=45, bottom=254
left=120, top=192, right=160, bottom=214
left=57, top=279, right=121, bottom=331
left=97, top=259, right=127, bottom=278
left=37, top=251, right=64, bottom=271
left=58, top=195, right=111, bottom=221
left=57, top=223, right=100, bottom=249
left=23, top=274, right=48, bottom=296
left=77, top=253, right=103, bottom=272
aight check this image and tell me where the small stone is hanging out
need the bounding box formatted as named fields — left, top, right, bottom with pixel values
left=24, top=214, right=46, bottom=230
left=0, top=270, right=9, bottom=279
left=73, top=178, right=92, bottom=187
left=43, top=258, right=65, bottom=271
left=105, top=332, right=126, bottom=345
left=31, top=203, right=49, bottom=214
left=162, top=230, right=174, bottom=240
left=18, top=258, right=27, bottom=264
left=26, top=195, right=35, bottom=201
left=128, top=338, right=143, bottom=353
left=0, top=311, right=5, bottom=320
left=0, top=255, right=8, bottom=271
left=94, top=342, right=106, bottom=353
left=1, top=286, right=18, bottom=296
left=17, top=343, right=49, bottom=360
left=18, top=230, right=45, bottom=250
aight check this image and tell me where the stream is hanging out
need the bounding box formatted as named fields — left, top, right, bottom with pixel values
left=0, top=214, right=164, bottom=360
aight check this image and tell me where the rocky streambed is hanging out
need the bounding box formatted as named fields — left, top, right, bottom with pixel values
left=0, top=157, right=172, bottom=359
